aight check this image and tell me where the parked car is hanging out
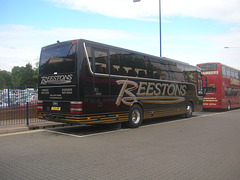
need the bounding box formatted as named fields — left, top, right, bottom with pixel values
left=0, top=96, right=19, bottom=107
left=20, top=98, right=38, bottom=106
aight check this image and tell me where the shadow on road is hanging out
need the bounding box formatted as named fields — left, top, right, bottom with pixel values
left=45, top=109, right=231, bottom=137
left=46, top=114, right=195, bottom=137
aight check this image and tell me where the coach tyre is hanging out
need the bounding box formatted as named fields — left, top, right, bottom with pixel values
left=127, top=104, right=143, bottom=128
left=185, top=102, right=193, bottom=118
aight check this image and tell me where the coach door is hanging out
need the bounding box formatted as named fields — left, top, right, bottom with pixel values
left=91, top=47, right=110, bottom=113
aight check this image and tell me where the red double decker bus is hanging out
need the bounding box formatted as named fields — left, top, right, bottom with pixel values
left=197, top=62, right=240, bottom=110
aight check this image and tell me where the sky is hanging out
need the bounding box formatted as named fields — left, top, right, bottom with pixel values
left=0, top=0, right=240, bottom=71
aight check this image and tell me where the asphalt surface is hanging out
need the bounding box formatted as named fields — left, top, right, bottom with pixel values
left=0, top=110, right=240, bottom=179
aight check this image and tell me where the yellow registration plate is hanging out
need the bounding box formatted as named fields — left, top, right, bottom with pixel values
left=51, top=107, right=61, bottom=111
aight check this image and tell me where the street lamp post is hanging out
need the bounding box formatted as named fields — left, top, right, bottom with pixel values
left=159, top=0, right=162, bottom=57
left=134, top=0, right=162, bottom=57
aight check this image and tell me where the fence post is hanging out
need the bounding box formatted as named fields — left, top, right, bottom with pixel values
left=7, top=87, right=10, bottom=108
left=26, top=102, right=29, bottom=125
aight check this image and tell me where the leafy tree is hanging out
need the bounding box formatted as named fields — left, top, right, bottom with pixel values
left=33, top=62, right=39, bottom=85
left=11, top=66, right=23, bottom=86
left=11, top=63, right=37, bottom=86
left=0, top=70, right=13, bottom=87
left=0, top=62, right=39, bottom=87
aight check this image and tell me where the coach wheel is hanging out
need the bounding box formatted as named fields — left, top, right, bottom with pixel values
left=126, top=104, right=143, bottom=128
left=185, top=102, right=193, bottom=118
left=227, top=101, right=231, bottom=111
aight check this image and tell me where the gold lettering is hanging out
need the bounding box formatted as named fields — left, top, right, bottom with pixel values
left=115, top=80, right=188, bottom=106
left=180, top=85, right=187, bottom=96
left=167, top=84, right=175, bottom=96
left=116, top=80, right=138, bottom=106
left=146, top=82, right=155, bottom=96
left=154, top=83, right=161, bottom=96
left=161, top=83, right=168, bottom=96
left=136, top=82, right=147, bottom=96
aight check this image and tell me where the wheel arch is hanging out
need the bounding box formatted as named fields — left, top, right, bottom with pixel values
left=187, top=99, right=194, bottom=112
left=126, top=102, right=144, bottom=128
left=130, top=101, right=144, bottom=114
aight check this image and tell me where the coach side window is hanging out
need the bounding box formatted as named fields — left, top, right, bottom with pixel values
left=134, top=55, right=147, bottom=78
left=167, top=64, right=176, bottom=80
left=150, top=61, right=167, bottom=80
left=159, top=61, right=168, bottom=80
left=145, top=57, right=157, bottom=78
left=110, top=50, right=121, bottom=75
left=121, top=52, right=137, bottom=77
left=93, top=49, right=108, bottom=74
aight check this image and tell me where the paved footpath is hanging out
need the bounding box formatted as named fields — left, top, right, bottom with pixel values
left=0, top=121, right=66, bottom=134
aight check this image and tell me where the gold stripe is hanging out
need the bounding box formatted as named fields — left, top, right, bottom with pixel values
left=39, top=107, right=187, bottom=124
left=38, top=111, right=129, bottom=124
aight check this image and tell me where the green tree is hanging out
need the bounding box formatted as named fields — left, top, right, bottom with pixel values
left=11, top=63, right=37, bottom=86
left=0, top=70, right=12, bottom=87
left=11, top=66, right=22, bottom=86
left=33, top=62, right=39, bottom=85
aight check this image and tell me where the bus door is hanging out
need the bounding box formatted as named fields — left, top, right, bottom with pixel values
left=91, top=48, right=110, bottom=113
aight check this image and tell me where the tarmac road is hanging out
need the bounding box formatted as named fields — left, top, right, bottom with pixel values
left=0, top=110, right=240, bottom=179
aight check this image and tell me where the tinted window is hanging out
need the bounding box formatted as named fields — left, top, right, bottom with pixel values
left=94, top=49, right=108, bottom=74
left=134, top=55, right=147, bottom=78
left=234, top=70, right=239, bottom=79
left=121, top=53, right=140, bottom=77
left=225, top=87, right=239, bottom=97
left=167, top=63, right=183, bottom=81
left=226, top=67, right=231, bottom=77
left=222, top=66, right=240, bottom=79
left=199, top=64, right=217, bottom=71
left=110, top=51, right=148, bottom=77
left=205, top=87, right=216, bottom=93
left=110, top=50, right=121, bottom=75
left=222, top=66, right=226, bottom=76
left=86, top=44, right=196, bottom=83
left=39, top=43, right=76, bottom=75
left=184, top=71, right=196, bottom=83
left=231, top=69, right=235, bottom=78
left=149, top=62, right=168, bottom=80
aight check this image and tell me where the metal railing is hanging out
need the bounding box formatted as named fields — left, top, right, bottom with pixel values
left=0, top=86, right=44, bottom=126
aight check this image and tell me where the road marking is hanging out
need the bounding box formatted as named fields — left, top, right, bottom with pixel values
left=0, top=129, right=44, bottom=137
left=44, top=128, right=129, bottom=138
left=44, top=129, right=85, bottom=138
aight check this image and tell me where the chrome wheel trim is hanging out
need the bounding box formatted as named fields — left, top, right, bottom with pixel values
left=187, top=104, right=193, bottom=116
left=131, top=109, right=141, bottom=124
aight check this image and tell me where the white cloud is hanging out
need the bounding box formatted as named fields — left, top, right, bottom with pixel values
left=49, top=0, right=240, bottom=23
left=0, top=24, right=239, bottom=71
left=0, top=24, right=140, bottom=71
left=163, top=28, right=240, bottom=69
left=164, top=0, right=240, bottom=23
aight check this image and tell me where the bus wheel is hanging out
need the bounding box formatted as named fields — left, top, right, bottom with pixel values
left=126, top=105, right=143, bottom=128
left=185, top=102, right=193, bottom=118
left=227, top=101, right=231, bottom=111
